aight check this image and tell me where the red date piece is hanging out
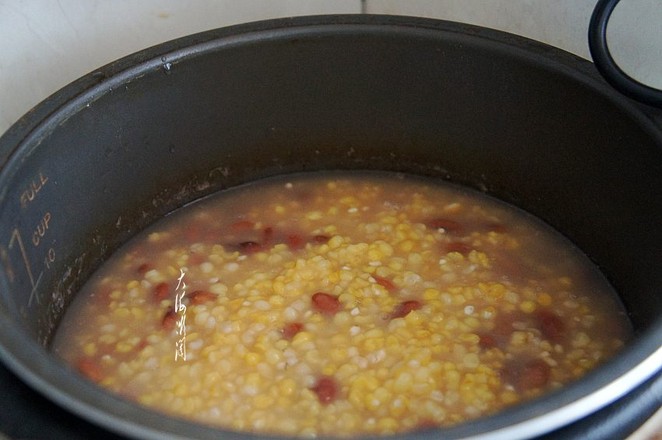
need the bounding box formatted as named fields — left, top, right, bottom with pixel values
left=184, top=226, right=202, bottom=241
left=230, top=220, right=255, bottom=232
left=162, top=308, right=178, bottom=331
left=286, top=234, right=305, bottom=250
left=312, top=235, right=331, bottom=244
left=137, top=262, right=152, bottom=275
left=445, top=242, right=473, bottom=255
left=311, top=375, right=339, bottom=404
left=390, top=300, right=422, bottom=319
left=311, top=292, right=342, bottom=315
left=189, top=290, right=217, bottom=305
left=502, top=358, right=551, bottom=391
left=535, top=309, right=565, bottom=343
left=485, top=223, right=507, bottom=233
left=518, top=359, right=552, bottom=390
left=77, top=358, right=103, bottom=382
left=478, top=333, right=499, bottom=349
left=238, top=241, right=263, bottom=254
left=262, top=226, right=275, bottom=244
left=281, top=322, right=304, bottom=339
left=415, top=419, right=439, bottom=431
left=372, top=275, right=397, bottom=292
left=188, top=253, right=206, bottom=265
left=154, top=282, right=170, bottom=301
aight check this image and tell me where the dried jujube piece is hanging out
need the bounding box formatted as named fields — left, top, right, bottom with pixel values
left=372, top=275, right=397, bottom=292
left=153, top=282, right=170, bottom=301
left=390, top=300, right=422, bottom=319
left=77, top=358, right=103, bottom=382
left=286, top=234, right=305, bottom=250
left=445, top=242, right=473, bottom=255
left=502, top=358, right=552, bottom=391
left=262, top=226, right=275, bottom=244
left=162, top=308, right=178, bottom=331
left=281, top=322, right=304, bottom=339
left=312, top=235, right=331, bottom=244
left=477, top=333, right=499, bottom=350
left=137, top=262, right=152, bottom=274
left=229, top=219, right=255, bottom=232
left=311, top=375, right=339, bottom=404
left=311, top=292, right=342, bottom=315
left=237, top=241, right=263, bottom=254
left=534, top=309, right=565, bottom=343
left=189, top=290, right=217, bottom=305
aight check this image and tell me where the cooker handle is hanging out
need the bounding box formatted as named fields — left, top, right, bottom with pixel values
left=588, top=0, right=662, bottom=108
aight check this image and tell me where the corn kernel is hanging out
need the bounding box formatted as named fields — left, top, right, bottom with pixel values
left=245, top=352, right=261, bottom=366
left=537, top=292, right=553, bottom=306
left=83, top=342, right=97, bottom=356
left=519, top=300, right=537, bottom=314
left=253, top=394, right=274, bottom=409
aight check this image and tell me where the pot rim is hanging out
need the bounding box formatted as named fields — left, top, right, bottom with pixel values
left=0, top=14, right=661, bottom=440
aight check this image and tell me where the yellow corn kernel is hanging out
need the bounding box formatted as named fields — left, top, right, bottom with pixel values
left=113, top=307, right=130, bottom=319
left=393, top=371, right=414, bottom=393
left=404, top=310, right=423, bottom=326
left=468, top=251, right=490, bottom=268
left=537, top=292, right=553, bottom=306
left=389, top=396, right=409, bottom=418
left=333, top=311, right=352, bottom=327
left=480, top=282, right=506, bottom=299
left=340, top=196, right=358, bottom=206
left=291, top=331, right=313, bottom=346
left=306, top=210, right=323, bottom=220
left=83, top=342, right=97, bottom=357
left=559, top=276, right=573, bottom=287
left=253, top=394, right=274, bottom=409
left=322, top=364, right=337, bottom=376
left=99, top=334, right=117, bottom=345
left=245, top=352, right=261, bottom=366
left=331, top=347, right=349, bottom=364
left=279, top=378, right=297, bottom=397
left=399, top=240, right=414, bottom=253
left=501, top=390, right=519, bottom=405
left=368, top=247, right=384, bottom=261
left=130, top=307, right=145, bottom=320
left=363, top=337, right=385, bottom=352
left=423, top=288, right=441, bottom=300
left=519, top=300, right=537, bottom=314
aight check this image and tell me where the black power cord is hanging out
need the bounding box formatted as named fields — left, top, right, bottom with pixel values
left=588, top=0, right=662, bottom=107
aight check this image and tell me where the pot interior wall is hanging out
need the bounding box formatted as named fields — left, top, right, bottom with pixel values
left=0, top=17, right=661, bottom=438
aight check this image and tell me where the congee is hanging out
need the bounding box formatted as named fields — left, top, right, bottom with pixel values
left=52, top=171, right=631, bottom=436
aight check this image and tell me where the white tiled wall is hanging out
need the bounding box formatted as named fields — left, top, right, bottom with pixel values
left=1, top=0, right=660, bottom=135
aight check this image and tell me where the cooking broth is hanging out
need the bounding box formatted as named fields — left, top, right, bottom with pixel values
left=52, top=171, right=631, bottom=436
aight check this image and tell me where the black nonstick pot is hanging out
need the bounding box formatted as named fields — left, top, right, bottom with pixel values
left=0, top=14, right=660, bottom=440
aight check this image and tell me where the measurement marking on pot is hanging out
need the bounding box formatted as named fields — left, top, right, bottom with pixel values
left=19, top=171, right=49, bottom=208
left=8, top=228, right=44, bottom=306
left=32, top=211, right=52, bottom=246
left=44, top=247, right=55, bottom=269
